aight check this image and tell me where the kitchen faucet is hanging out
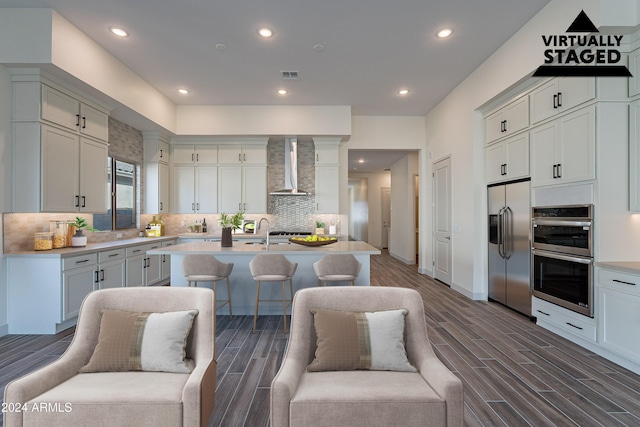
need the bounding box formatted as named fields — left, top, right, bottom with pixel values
left=258, top=218, right=270, bottom=250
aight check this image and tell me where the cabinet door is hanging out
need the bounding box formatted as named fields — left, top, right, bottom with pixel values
left=159, top=163, right=170, bottom=214
left=41, top=85, right=80, bottom=131
left=218, top=166, right=242, bottom=212
left=630, top=100, right=640, bottom=211
left=171, top=166, right=195, bottom=213
left=504, top=96, right=529, bottom=136
left=243, top=166, right=267, bottom=213
left=485, top=142, right=506, bottom=184
left=41, top=125, right=79, bottom=212
left=531, top=80, right=558, bottom=124
left=485, top=109, right=507, bottom=143
left=630, top=48, right=640, bottom=97
left=557, top=105, right=595, bottom=185
left=195, top=145, right=218, bottom=164
left=79, top=138, right=109, bottom=213
left=195, top=166, right=217, bottom=213
left=530, top=121, right=558, bottom=187
left=63, top=264, right=97, bottom=320
left=218, top=145, right=242, bottom=164
left=161, top=240, right=176, bottom=281
left=243, top=145, right=267, bottom=164
left=504, top=133, right=529, bottom=180
left=99, top=259, right=126, bottom=289
left=126, top=253, right=146, bottom=287
left=172, top=145, right=196, bottom=165
left=315, top=145, right=340, bottom=165
left=315, top=166, right=340, bottom=213
left=158, top=140, right=170, bottom=164
left=145, top=243, right=163, bottom=286
left=599, top=286, right=640, bottom=363
left=558, top=77, right=595, bottom=113
left=79, top=104, right=109, bottom=141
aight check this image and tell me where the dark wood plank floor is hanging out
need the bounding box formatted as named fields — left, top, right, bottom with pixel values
left=2, top=250, right=640, bottom=426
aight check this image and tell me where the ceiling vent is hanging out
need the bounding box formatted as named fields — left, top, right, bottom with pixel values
left=281, top=71, right=299, bottom=80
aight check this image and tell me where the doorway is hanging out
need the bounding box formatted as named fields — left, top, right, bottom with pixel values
left=433, top=156, right=452, bottom=285
left=381, top=187, right=391, bottom=249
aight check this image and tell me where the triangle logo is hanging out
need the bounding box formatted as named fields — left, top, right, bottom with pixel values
left=566, top=10, right=599, bottom=33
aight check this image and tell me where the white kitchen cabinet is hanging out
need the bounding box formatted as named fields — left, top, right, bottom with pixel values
left=41, top=84, right=109, bottom=142
left=597, top=268, right=640, bottom=364
left=530, top=105, right=595, bottom=187
left=171, top=165, right=217, bottom=213
left=145, top=242, right=164, bottom=286
left=144, top=133, right=171, bottom=214
left=629, top=47, right=640, bottom=97
left=125, top=242, right=169, bottom=287
left=218, top=165, right=267, bottom=214
left=12, top=77, right=110, bottom=213
left=171, top=144, right=217, bottom=165
left=161, top=240, right=176, bottom=281
left=97, top=248, right=126, bottom=290
left=62, top=253, right=98, bottom=321
left=530, top=77, right=595, bottom=124
left=218, top=144, right=267, bottom=165
left=532, top=296, right=597, bottom=343
left=315, top=166, right=340, bottom=213
left=629, top=100, right=640, bottom=211
left=485, top=95, right=529, bottom=144
left=485, top=133, right=529, bottom=184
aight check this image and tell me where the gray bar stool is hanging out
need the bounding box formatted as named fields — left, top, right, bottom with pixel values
left=183, top=254, right=234, bottom=318
left=249, top=253, right=297, bottom=334
left=312, top=254, right=362, bottom=287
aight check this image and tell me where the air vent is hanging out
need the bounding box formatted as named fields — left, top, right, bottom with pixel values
left=281, top=71, right=299, bottom=80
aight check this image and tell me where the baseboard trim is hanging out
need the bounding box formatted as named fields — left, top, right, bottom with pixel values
left=389, top=251, right=415, bottom=265
left=0, top=323, right=8, bottom=337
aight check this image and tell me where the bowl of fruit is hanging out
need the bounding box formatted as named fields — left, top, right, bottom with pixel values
left=289, top=235, right=338, bottom=246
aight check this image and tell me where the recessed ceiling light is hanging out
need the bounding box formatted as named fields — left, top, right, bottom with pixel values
left=178, top=89, right=190, bottom=95
left=313, top=44, right=325, bottom=52
left=257, top=27, right=274, bottom=38
left=358, top=159, right=365, bottom=163
left=436, top=27, right=454, bottom=38
left=277, top=89, right=288, bottom=95
left=215, top=44, right=227, bottom=51
left=109, top=27, right=128, bottom=37
left=397, top=89, right=410, bottom=96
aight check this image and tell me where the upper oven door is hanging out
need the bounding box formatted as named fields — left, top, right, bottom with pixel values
left=532, top=218, right=592, bottom=257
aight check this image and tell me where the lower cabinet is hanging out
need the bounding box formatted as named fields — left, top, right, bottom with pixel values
left=597, top=268, right=640, bottom=364
left=532, top=296, right=597, bottom=343
left=126, top=240, right=175, bottom=287
left=96, top=248, right=126, bottom=290
left=62, top=253, right=99, bottom=321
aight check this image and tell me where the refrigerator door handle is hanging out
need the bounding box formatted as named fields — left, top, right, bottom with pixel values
left=503, top=206, right=513, bottom=260
left=497, top=206, right=506, bottom=258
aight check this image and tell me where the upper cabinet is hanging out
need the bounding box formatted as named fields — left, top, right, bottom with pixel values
left=485, top=95, right=529, bottom=144
left=313, top=138, right=341, bottom=213
left=144, top=133, right=171, bottom=214
left=530, top=77, right=595, bottom=125
left=171, top=144, right=217, bottom=165
left=12, top=75, right=110, bottom=213
left=629, top=47, right=640, bottom=97
left=218, top=144, right=267, bottom=165
left=485, top=133, right=529, bottom=184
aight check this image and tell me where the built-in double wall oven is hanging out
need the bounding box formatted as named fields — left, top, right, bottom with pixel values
left=531, top=205, right=593, bottom=317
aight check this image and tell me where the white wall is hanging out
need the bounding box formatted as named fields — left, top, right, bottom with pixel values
left=390, top=153, right=419, bottom=264
left=348, top=178, right=368, bottom=241
left=0, top=64, right=12, bottom=334
left=421, top=0, right=625, bottom=299
left=349, top=172, right=391, bottom=247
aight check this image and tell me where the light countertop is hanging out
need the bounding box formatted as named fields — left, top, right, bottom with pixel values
left=148, top=240, right=380, bottom=256
left=595, top=261, right=640, bottom=275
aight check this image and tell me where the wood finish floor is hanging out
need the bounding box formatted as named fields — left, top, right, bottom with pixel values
left=2, top=250, right=640, bottom=426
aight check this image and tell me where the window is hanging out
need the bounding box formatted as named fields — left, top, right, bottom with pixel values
left=93, top=157, right=139, bottom=231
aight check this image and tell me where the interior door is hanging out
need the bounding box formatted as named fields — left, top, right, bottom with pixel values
left=433, top=157, right=452, bottom=285
left=381, top=187, right=391, bottom=249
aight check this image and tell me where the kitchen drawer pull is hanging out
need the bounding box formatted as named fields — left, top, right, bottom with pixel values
left=94, top=270, right=99, bottom=283
left=100, top=269, right=105, bottom=281
left=81, top=196, right=86, bottom=208
left=556, top=164, right=562, bottom=178
left=553, top=94, right=558, bottom=109
left=553, top=164, right=558, bottom=179
left=82, top=117, right=86, bottom=129
left=75, top=259, right=91, bottom=264
left=75, top=195, right=80, bottom=207
left=132, top=249, right=142, bottom=253
left=566, top=322, right=583, bottom=330
left=557, top=92, right=563, bottom=107
left=76, top=114, right=80, bottom=127
left=536, top=309, right=550, bottom=316
left=108, top=253, right=120, bottom=258
left=612, top=279, right=637, bottom=286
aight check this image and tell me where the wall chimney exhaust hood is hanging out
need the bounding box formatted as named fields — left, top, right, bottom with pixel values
left=270, top=138, right=309, bottom=196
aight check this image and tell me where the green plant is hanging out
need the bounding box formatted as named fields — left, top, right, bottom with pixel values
left=315, top=220, right=325, bottom=228
left=219, top=211, right=244, bottom=230
left=71, top=216, right=99, bottom=233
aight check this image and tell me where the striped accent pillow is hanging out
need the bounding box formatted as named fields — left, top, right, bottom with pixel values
left=80, top=308, right=198, bottom=373
left=307, top=308, right=416, bottom=372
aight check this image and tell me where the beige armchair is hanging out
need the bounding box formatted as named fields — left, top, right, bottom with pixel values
left=270, top=286, right=463, bottom=427
left=4, top=287, right=216, bottom=427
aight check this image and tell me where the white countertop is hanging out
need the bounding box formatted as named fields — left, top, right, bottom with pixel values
left=595, top=261, right=640, bottom=275
left=148, top=240, right=380, bottom=255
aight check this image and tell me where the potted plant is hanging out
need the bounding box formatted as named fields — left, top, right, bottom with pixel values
left=315, top=220, right=325, bottom=235
left=70, top=216, right=99, bottom=247
left=218, top=211, right=244, bottom=247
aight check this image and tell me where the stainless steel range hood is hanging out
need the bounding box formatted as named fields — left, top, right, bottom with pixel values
left=269, top=138, right=309, bottom=196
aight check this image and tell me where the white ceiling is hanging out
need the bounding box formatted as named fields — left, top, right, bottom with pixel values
left=348, top=149, right=416, bottom=174
left=1, top=0, right=550, bottom=118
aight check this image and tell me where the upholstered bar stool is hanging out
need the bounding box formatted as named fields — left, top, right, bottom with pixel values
left=312, top=254, right=362, bottom=287
left=249, top=253, right=298, bottom=334
left=183, top=254, right=234, bottom=318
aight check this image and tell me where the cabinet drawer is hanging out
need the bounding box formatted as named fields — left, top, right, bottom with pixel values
left=598, top=268, right=640, bottom=295
left=533, top=298, right=596, bottom=342
left=126, top=245, right=147, bottom=257
left=62, top=253, right=97, bottom=271
left=98, top=248, right=125, bottom=263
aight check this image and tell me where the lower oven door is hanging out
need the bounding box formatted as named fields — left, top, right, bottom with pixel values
left=531, top=249, right=593, bottom=317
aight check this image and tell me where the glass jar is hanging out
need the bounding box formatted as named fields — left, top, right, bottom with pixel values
left=34, top=232, right=53, bottom=251
left=49, top=220, right=67, bottom=248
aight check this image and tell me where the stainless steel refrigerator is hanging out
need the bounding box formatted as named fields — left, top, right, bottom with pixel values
left=488, top=179, right=531, bottom=316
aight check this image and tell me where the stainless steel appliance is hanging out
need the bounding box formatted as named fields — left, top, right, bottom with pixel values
left=488, top=179, right=531, bottom=316
left=531, top=205, right=593, bottom=317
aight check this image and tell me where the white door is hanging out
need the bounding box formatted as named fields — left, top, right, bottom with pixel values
left=381, top=187, right=391, bottom=249
left=433, top=157, right=452, bottom=285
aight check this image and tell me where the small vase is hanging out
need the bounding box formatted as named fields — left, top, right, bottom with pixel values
left=221, top=228, right=233, bottom=247
left=71, top=230, right=87, bottom=247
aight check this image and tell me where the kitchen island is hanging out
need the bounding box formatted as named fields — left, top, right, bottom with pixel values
left=147, top=240, right=381, bottom=316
